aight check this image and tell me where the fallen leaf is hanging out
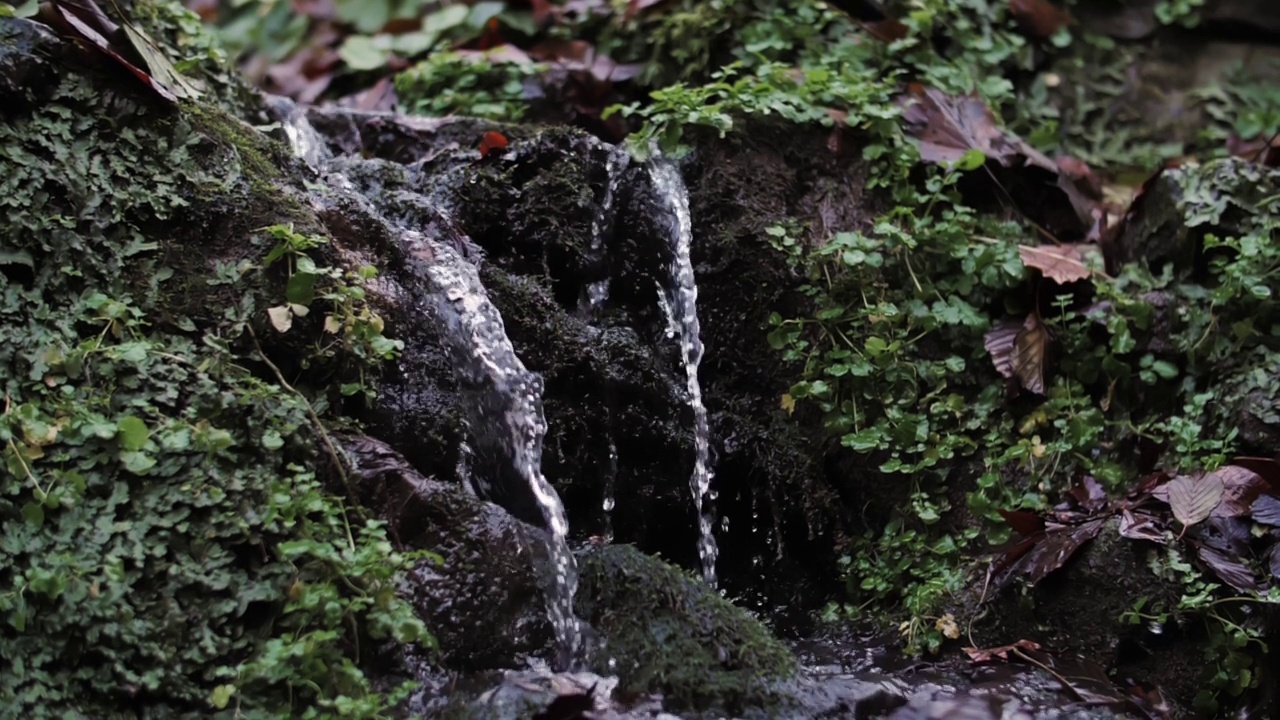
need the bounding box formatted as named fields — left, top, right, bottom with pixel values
left=964, top=638, right=1042, bottom=663
left=1194, top=544, right=1259, bottom=592
left=1209, top=465, right=1268, bottom=518
left=478, top=131, right=509, bottom=158
left=995, top=518, right=1105, bottom=590
left=1231, top=456, right=1280, bottom=493
left=780, top=393, right=796, bottom=415
left=1270, top=543, right=1280, bottom=579
left=1009, top=0, right=1071, bottom=39
left=1010, top=313, right=1050, bottom=395
left=983, top=319, right=1022, bottom=381
left=900, top=86, right=1055, bottom=171
left=1066, top=475, right=1108, bottom=512
left=998, top=508, right=1046, bottom=537
left=862, top=18, right=910, bottom=42
left=1018, top=243, right=1096, bottom=284
left=1166, top=473, right=1224, bottom=529
left=936, top=613, right=961, bottom=639
left=267, top=306, right=293, bottom=333
left=1118, top=509, right=1167, bottom=543
left=1251, top=494, right=1280, bottom=526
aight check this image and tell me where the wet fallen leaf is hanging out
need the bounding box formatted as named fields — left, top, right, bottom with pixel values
left=983, top=319, right=1021, bottom=381
left=1232, top=455, right=1280, bottom=493
left=1066, top=475, right=1108, bottom=512
left=1009, top=0, right=1070, bottom=39
left=994, top=518, right=1105, bottom=590
left=1166, top=473, right=1224, bottom=529
left=1270, top=543, right=1280, bottom=579
left=1118, top=509, right=1166, bottom=543
left=1208, top=464, right=1268, bottom=518
left=1194, top=544, right=1259, bottom=592
left=1251, top=494, right=1280, bottom=526
left=998, top=508, right=1045, bottom=537
left=1018, top=243, right=1096, bottom=284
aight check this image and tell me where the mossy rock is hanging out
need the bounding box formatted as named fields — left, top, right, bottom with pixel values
left=576, top=544, right=796, bottom=714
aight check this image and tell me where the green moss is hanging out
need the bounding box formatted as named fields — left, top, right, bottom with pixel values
left=576, top=545, right=795, bottom=714
left=0, top=20, right=423, bottom=719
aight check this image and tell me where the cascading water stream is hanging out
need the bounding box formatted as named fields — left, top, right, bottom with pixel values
left=650, top=159, right=720, bottom=587
left=581, top=149, right=629, bottom=314
left=273, top=105, right=582, bottom=664
left=419, top=236, right=582, bottom=663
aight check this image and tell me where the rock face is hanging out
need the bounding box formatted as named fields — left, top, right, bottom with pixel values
left=341, top=435, right=553, bottom=671
left=303, top=109, right=869, bottom=620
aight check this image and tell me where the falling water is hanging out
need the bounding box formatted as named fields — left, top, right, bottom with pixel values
left=418, top=232, right=582, bottom=663
left=581, top=149, right=630, bottom=314
left=650, top=159, right=720, bottom=587
left=277, top=105, right=584, bottom=666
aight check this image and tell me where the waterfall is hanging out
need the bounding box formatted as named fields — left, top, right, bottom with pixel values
left=416, top=233, right=582, bottom=665
left=581, top=149, right=629, bottom=314
left=273, top=103, right=583, bottom=665
left=650, top=159, right=720, bottom=587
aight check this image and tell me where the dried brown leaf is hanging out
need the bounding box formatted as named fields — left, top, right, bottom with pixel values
left=1018, top=244, right=1096, bottom=284
left=1167, top=473, right=1223, bottom=528
left=963, top=638, right=1042, bottom=663
left=1011, top=313, right=1050, bottom=395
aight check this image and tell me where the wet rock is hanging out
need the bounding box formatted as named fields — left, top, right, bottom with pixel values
left=965, top=518, right=1199, bottom=715
left=340, top=434, right=554, bottom=670
left=576, top=544, right=796, bottom=714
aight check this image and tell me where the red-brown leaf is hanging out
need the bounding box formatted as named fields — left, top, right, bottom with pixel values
left=1018, top=243, right=1097, bottom=284
left=1009, top=0, right=1071, bottom=39
left=1195, top=545, right=1259, bottom=592
left=1209, top=465, right=1268, bottom=518
left=999, top=508, right=1046, bottom=537
left=1118, top=509, right=1167, bottom=543
left=1231, top=456, right=1280, bottom=493
left=1167, top=473, right=1224, bottom=528
left=478, top=131, right=510, bottom=159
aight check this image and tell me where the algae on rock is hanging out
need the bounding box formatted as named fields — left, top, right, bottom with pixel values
left=576, top=544, right=796, bottom=713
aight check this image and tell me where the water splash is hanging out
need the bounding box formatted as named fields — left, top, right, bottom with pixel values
left=266, top=96, right=330, bottom=169
left=581, top=149, right=630, bottom=314
left=414, top=230, right=582, bottom=664
left=650, top=159, right=720, bottom=587
left=600, top=433, right=618, bottom=542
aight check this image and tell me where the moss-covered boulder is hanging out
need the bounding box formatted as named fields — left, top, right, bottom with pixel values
left=0, top=12, right=430, bottom=716
left=576, top=544, right=796, bottom=714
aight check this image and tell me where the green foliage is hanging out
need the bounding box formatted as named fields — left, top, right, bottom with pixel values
left=395, top=49, right=543, bottom=120
left=258, top=223, right=403, bottom=401
left=0, top=42, right=426, bottom=718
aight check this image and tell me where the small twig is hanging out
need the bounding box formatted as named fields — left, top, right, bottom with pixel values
left=246, top=325, right=366, bottom=523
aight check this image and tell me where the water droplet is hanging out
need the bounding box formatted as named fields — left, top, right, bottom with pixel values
left=602, top=496, right=615, bottom=512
